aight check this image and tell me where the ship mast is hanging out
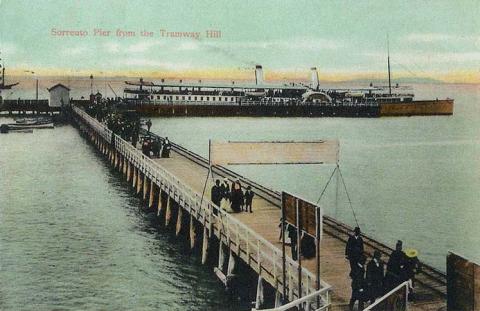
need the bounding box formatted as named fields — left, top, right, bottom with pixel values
left=387, top=35, right=392, bottom=95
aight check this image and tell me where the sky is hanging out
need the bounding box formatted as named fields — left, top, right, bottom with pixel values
left=0, top=0, right=479, bottom=83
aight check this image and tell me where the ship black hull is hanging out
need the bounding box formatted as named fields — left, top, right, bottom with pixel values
left=133, top=104, right=380, bottom=118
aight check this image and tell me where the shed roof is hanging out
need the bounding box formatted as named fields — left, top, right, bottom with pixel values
left=48, top=83, right=71, bottom=92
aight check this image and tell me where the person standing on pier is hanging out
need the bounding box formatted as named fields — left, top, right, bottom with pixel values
left=345, top=227, right=364, bottom=277
left=146, top=119, right=152, bottom=133
left=385, top=240, right=407, bottom=290
left=161, top=137, right=171, bottom=158
left=244, top=186, right=254, bottom=213
left=287, top=224, right=298, bottom=261
left=366, top=250, right=384, bottom=303
left=211, top=179, right=222, bottom=208
left=230, top=180, right=244, bottom=213
left=220, top=178, right=232, bottom=211
left=152, top=139, right=161, bottom=157
left=349, top=254, right=367, bottom=311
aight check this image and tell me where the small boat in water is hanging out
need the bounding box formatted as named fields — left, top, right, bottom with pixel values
left=14, top=117, right=52, bottom=125
left=7, top=122, right=54, bottom=130
left=1, top=122, right=54, bottom=133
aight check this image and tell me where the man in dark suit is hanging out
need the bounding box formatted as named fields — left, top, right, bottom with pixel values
left=345, top=227, right=364, bottom=277
left=349, top=254, right=367, bottom=311
left=385, top=240, right=407, bottom=290
left=211, top=179, right=222, bottom=207
left=244, top=186, right=254, bottom=212
left=366, top=250, right=385, bottom=303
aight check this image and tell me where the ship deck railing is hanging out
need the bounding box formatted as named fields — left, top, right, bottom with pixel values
left=123, top=99, right=380, bottom=107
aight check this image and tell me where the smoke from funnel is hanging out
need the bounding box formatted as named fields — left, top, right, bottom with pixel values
left=310, top=67, right=319, bottom=90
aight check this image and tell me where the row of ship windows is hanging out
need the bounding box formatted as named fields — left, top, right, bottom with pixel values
left=151, top=95, right=236, bottom=102
left=149, top=95, right=294, bottom=103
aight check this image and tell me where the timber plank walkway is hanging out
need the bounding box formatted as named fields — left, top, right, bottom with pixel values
left=72, top=106, right=446, bottom=310
left=152, top=147, right=445, bottom=311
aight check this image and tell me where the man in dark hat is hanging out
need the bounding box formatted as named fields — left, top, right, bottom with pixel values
left=345, top=227, right=364, bottom=277
left=349, top=254, right=367, bottom=311
left=211, top=179, right=222, bottom=210
left=385, top=240, right=407, bottom=290
left=244, top=186, right=254, bottom=213
left=366, top=250, right=385, bottom=303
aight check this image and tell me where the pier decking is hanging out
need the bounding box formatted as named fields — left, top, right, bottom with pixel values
left=71, top=106, right=447, bottom=311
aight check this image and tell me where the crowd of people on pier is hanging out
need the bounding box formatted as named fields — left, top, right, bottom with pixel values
left=210, top=178, right=254, bottom=214
left=345, top=227, right=420, bottom=310
left=86, top=100, right=172, bottom=159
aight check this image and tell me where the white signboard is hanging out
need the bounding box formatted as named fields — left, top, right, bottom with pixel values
left=210, top=140, right=339, bottom=166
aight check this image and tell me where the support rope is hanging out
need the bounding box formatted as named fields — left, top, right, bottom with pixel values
left=337, top=167, right=360, bottom=227
left=316, top=166, right=338, bottom=204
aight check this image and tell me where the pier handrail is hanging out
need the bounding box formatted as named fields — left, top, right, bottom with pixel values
left=363, top=281, right=409, bottom=311
left=258, top=285, right=332, bottom=311
left=139, top=128, right=447, bottom=296
left=72, top=106, right=331, bottom=307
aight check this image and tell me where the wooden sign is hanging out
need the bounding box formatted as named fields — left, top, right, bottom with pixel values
left=210, top=140, right=339, bottom=166
left=282, top=191, right=322, bottom=238
left=447, top=252, right=480, bottom=311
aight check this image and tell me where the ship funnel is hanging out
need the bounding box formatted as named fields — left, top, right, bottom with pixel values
left=310, top=67, right=319, bottom=90
left=255, top=65, right=264, bottom=85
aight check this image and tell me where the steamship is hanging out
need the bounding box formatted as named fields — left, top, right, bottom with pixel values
left=122, top=65, right=454, bottom=118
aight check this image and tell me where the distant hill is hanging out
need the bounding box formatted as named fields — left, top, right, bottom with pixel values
left=343, top=77, right=444, bottom=84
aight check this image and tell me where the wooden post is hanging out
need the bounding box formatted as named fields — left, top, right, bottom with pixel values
left=275, top=290, right=282, bottom=308
left=176, top=205, right=183, bottom=236
left=227, top=250, right=235, bottom=276
left=255, top=276, right=264, bottom=309
left=157, top=190, right=163, bottom=216
left=165, top=196, right=172, bottom=226
left=296, top=200, right=302, bottom=299
left=126, top=161, right=131, bottom=182
left=132, top=166, right=137, bottom=188
left=218, top=239, right=225, bottom=272
left=143, top=175, right=148, bottom=200
left=149, top=181, right=155, bottom=208
left=136, top=170, right=142, bottom=194
left=201, top=227, right=209, bottom=264
left=189, top=214, right=196, bottom=249
left=123, top=158, right=127, bottom=175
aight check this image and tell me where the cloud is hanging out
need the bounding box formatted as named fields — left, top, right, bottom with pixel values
left=402, top=33, right=480, bottom=46
left=60, top=45, right=89, bottom=56
left=1, top=42, right=17, bottom=57
left=118, top=57, right=192, bottom=70
left=207, top=37, right=343, bottom=51
left=126, top=40, right=166, bottom=53
left=364, top=51, right=480, bottom=66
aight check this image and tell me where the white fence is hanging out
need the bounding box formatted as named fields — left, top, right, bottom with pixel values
left=72, top=106, right=332, bottom=309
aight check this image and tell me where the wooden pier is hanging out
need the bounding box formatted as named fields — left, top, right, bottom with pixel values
left=71, top=106, right=447, bottom=311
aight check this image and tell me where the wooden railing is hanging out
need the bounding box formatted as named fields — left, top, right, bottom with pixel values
left=72, top=106, right=332, bottom=309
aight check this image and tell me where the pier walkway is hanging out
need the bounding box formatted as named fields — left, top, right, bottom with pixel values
left=72, top=106, right=447, bottom=311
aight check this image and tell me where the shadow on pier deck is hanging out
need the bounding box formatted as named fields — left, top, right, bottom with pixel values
left=72, top=106, right=447, bottom=311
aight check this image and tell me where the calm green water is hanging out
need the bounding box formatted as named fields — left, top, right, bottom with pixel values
left=0, top=125, right=244, bottom=311
left=0, top=83, right=478, bottom=310
left=149, top=83, right=480, bottom=271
